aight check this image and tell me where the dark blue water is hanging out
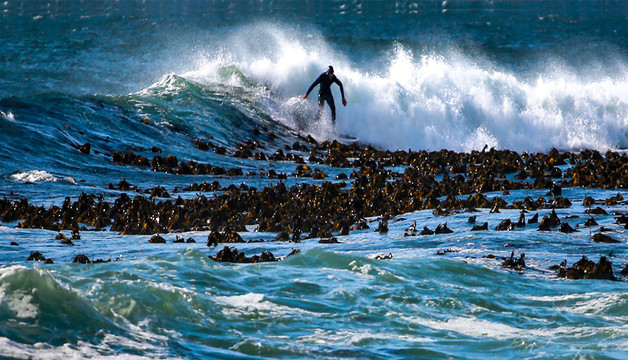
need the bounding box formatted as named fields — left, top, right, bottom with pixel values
left=1, top=1, right=628, bottom=359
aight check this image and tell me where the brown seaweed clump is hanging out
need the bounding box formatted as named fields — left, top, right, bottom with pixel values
left=502, top=251, right=526, bottom=271
left=553, top=256, right=616, bottom=280
left=72, top=254, right=112, bottom=264
left=149, top=234, right=166, bottom=244
left=592, top=233, right=621, bottom=243
left=1, top=147, right=626, bottom=243
left=210, top=246, right=278, bottom=263
left=27, top=251, right=46, bottom=261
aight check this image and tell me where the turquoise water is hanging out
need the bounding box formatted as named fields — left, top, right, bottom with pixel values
left=1, top=1, right=628, bottom=359
left=2, top=251, right=627, bottom=359
left=2, top=187, right=627, bottom=359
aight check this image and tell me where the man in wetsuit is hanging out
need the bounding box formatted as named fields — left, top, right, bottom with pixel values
left=302, top=65, right=347, bottom=122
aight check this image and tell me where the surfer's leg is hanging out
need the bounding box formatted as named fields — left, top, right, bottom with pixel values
left=327, top=95, right=336, bottom=122
left=317, top=94, right=324, bottom=121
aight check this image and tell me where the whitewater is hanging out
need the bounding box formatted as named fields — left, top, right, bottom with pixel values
left=183, top=28, right=628, bottom=152
left=1, top=1, right=628, bottom=359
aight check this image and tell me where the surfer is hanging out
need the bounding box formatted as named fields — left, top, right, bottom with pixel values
left=302, top=65, right=347, bottom=122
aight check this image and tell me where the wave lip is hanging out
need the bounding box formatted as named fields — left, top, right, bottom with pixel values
left=9, top=170, right=58, bottom=183
left=8, top=170, right=77, bottom=185
left=0, top=110, right=15, bottom=122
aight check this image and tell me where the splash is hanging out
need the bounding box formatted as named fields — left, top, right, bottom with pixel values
left=8, top=170, right=76, bottom=184
left=179, top=23, right=628, bottom=152
left=0, top=110, right=15, bottom=122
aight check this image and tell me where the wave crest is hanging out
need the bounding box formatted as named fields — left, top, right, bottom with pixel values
left=180, top=24, right=628, bottom=152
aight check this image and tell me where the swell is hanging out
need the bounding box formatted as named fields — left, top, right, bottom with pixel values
left=0, top=266, right=116, bottom=346
left=0, top=74, right=294, bottom=178
left=0, top=264, right=187, bottom=358
left=2, top=248, right=628, bottom=359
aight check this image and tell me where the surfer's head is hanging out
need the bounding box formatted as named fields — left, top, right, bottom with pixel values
left=327, top=65, right=334, bottom=75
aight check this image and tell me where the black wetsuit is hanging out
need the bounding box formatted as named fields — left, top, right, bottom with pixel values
left=305, top=72, right=345, bottom=122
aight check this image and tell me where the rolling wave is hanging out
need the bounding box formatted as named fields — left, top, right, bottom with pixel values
left=1, top=22, right=627, bottom=178
left=182, top=23, right=628, bottom=152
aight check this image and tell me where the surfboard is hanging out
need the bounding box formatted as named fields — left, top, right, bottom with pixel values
left=337, top=133, right=359, bottom=143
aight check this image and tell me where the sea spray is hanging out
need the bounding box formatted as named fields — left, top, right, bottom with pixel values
left=184, top=31, right=628, bottom=152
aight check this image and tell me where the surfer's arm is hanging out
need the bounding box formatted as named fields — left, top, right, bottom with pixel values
left=335, top=77, right=347, bottom=106
left=303, top=76, right=322, bottom=98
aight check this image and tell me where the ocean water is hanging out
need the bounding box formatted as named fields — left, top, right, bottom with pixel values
left=1, top=1, right=628, bottom=359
